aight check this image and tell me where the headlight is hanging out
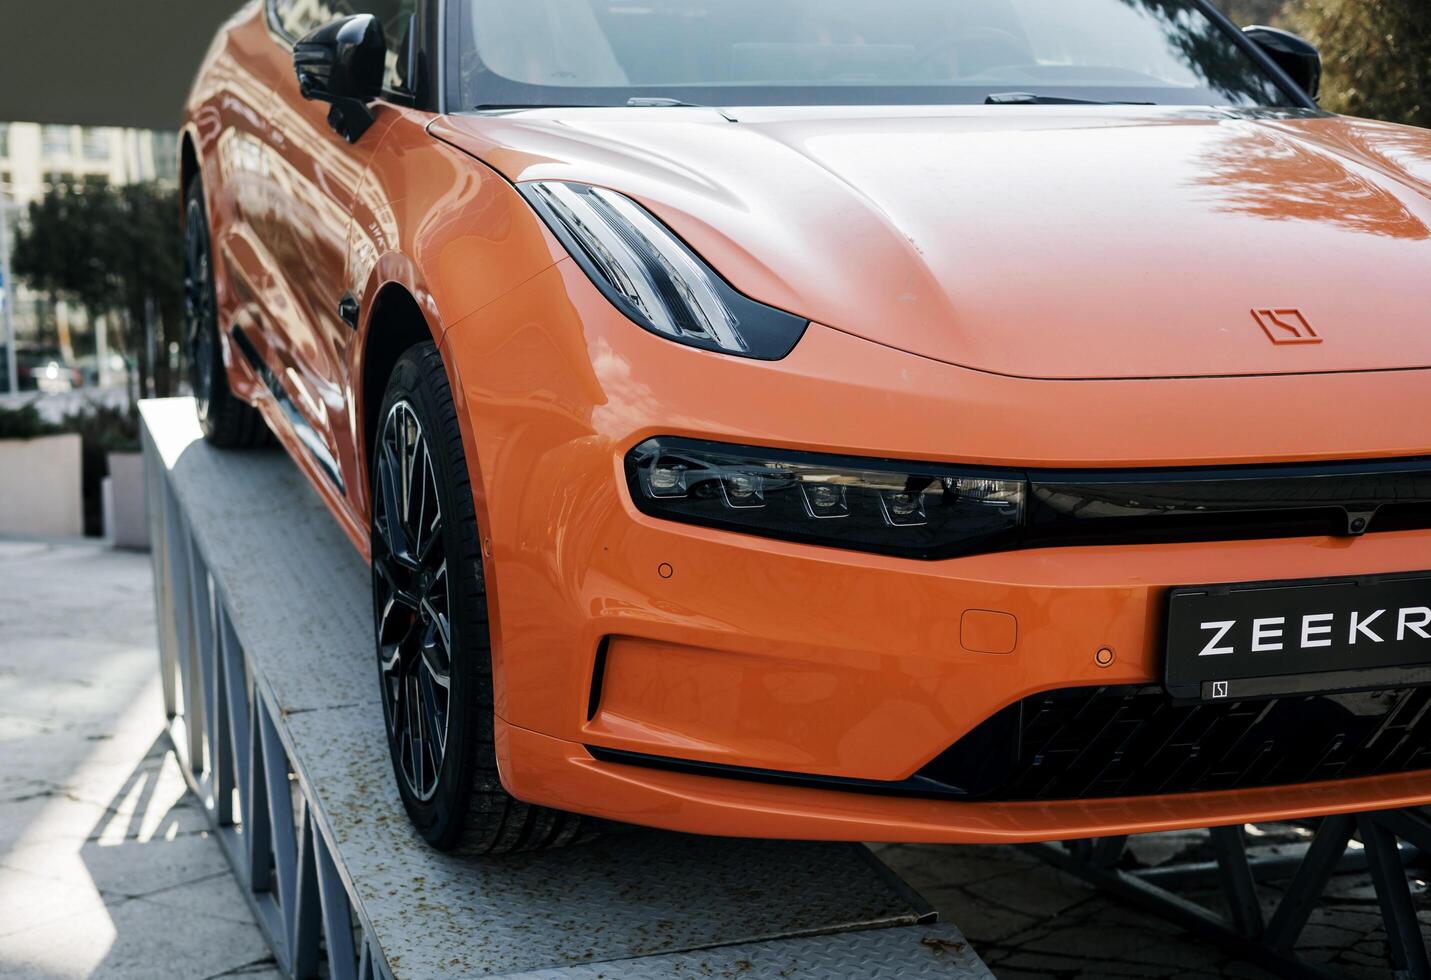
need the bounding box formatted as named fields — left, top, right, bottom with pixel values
left=520, top=181, right=808, bottom=360
left=626, top=437, right=1025, bottom=560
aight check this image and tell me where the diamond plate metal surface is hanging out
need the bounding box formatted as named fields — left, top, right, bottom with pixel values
left=500, top=924, right=993, bottom=979
left=288, top=703, right=937, bottom=977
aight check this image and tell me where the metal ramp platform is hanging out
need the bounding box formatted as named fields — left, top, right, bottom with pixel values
left=139, top=397, right=991, bottom=980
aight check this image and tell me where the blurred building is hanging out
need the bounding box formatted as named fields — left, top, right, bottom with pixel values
left=0, top=122, right=178, bottom=205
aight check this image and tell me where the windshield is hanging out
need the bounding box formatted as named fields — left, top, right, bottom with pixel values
left=454, top=0, right=1294, bottom=109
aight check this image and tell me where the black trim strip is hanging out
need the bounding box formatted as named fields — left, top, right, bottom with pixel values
left=230, top=325, right=346, bottom=494
left=1026, top=457, right=1431, bottom=546
left=585, top=745, right=970, bottom=801
left=586, top=637, right=610, bottom=721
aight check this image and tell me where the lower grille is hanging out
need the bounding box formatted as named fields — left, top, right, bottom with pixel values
left=920, top=685, right=1431, bottom=801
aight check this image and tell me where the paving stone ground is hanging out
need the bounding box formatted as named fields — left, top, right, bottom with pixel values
left=2, top=537, right=1427, bottom=979
left=0, top=540, right=277, bottom=980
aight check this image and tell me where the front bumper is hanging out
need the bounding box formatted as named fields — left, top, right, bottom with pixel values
left=442, top=259, right=1431, bottom=841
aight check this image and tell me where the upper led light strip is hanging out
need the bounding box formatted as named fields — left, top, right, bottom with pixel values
left=528, top=181, right=747, bottom=353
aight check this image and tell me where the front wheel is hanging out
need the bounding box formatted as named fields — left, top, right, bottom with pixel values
left=371, top=343, right=588, bottom=853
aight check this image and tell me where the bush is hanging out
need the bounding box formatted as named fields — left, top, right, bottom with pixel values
left=60, top=401, right=141, bottom=455
left=0, top=402, right=61, bottom=441
left=1292, top=0, right=1431, bottom=128
left=58, top=401, right=143, bottom=536
left=0, top=400, right=139, bottom=534
left=1216, top=0, right=1292, bottom=26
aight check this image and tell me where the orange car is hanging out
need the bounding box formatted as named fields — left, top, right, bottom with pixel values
left=181, top=0, right=1431, bottom=853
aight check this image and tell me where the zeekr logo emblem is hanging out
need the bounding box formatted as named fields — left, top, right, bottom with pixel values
left=1253, top=308, right=1321, bottom=345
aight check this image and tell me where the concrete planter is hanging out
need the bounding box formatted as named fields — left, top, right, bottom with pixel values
left=102, top=451, right=149, bottom=550
left=0, top=433, right=84, bottom=538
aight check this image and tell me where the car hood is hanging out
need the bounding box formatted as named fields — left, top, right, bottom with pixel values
left=433, top=106, right=1431, bottom=380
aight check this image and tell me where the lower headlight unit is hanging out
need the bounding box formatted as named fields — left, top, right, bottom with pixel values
left=626, top=437, right=1025, bottom=559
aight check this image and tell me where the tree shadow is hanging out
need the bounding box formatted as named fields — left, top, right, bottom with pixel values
left=82, top=731, right=206, bottom=854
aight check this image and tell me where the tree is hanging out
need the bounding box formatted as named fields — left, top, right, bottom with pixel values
left=1291, top=0, right=1431, bottom=128
left=1215, top=0, right=1291, bottom=27
left=11, top=179, right=123, bottom=369
left=11, top=177, right=183, bottom=400
left=113, top=183, right=184, bottom=400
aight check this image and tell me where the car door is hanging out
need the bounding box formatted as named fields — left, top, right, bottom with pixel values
left=259, top=0, right=418, bottom=507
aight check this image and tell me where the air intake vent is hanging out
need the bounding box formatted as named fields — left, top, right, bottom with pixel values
left=919, top=685, right=1431, bottom=801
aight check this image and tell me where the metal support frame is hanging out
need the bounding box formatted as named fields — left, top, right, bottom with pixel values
left=145, top=434, right=390, bottom=980
left=1028, top=813, right=1430, bottom=980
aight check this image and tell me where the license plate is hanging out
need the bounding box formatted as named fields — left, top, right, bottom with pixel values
left=1165, top=572, right=1431, bottom=701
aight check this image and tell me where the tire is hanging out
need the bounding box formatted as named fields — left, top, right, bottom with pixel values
left=184, top=179, right=267, bottom=448
left=371, top=343, right=589, bottom=853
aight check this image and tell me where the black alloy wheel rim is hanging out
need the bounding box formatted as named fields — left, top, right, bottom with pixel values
left=183, top=200, right=215, bottom=416
left=373, top=400, right=452, bottom=802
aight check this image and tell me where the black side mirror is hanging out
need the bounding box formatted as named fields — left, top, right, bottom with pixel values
left=294, top=14, right=386, bottom=143
left=1243, top=26, right=1322, bottom=101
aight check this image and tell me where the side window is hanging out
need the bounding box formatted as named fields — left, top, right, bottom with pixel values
left=271, top=0, right=418, bottom=93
